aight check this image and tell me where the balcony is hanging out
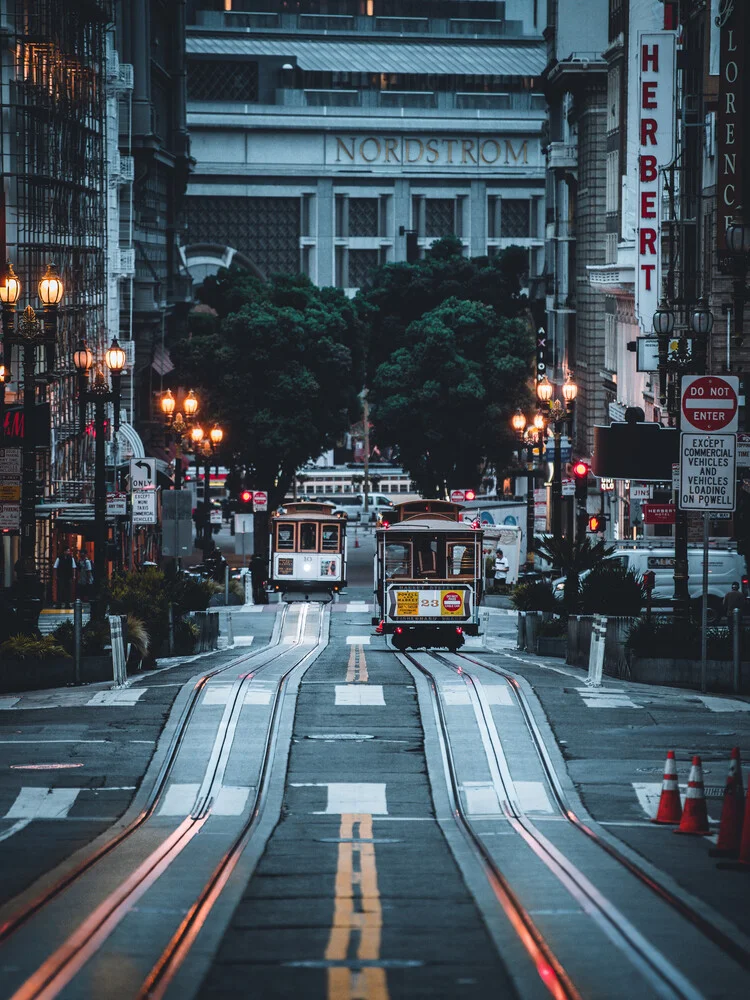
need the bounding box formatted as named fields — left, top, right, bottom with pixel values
left=547, top=142, right=578, bottom=170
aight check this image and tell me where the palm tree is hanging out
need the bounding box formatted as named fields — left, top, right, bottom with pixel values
left=535, top=535, right=615, bottom=613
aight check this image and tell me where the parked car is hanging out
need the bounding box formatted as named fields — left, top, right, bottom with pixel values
left=552, top=543, right=746, bottom=620
left=312, top=493, right=394, bottom=523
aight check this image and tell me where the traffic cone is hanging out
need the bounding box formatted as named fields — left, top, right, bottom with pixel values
left=709, top=748, right=745, bottom=857
left=652, top=751, right=682, bottom=825
left=717, top=777, right=750, bottom=871
left=675, top=755, right=710, bottom=836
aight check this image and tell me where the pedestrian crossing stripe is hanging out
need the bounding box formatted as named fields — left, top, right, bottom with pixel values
left=335, top=685, right=385, bottom=706
left=575, top=688, right=641, bottom=709
left=86, top=689, right=147, bottom=707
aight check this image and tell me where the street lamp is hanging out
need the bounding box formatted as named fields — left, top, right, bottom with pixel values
left=0, top=261, right=64, bottom=633
left=537, top=374, right=577, bottom=541
left=160, top=388, right=199, bottom=489
left=725, top=208, right=750, bottom=347
left=74, top=342, right=124, bottom=620
left=190, top=422, right=223, bottom=555
left=510, top=410, right=539, bottom=566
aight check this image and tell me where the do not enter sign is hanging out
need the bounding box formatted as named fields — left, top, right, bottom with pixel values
left=681, top=375, right=739, bottom=433
left=442, top=590, right=463, bottom=615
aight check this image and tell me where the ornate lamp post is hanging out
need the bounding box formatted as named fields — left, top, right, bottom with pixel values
left=726, top=207, right=750, bottom=347
left=0, top=262, right=64, bottom=633
left=511, top=409, right=536, bottom=565
left=160, top=388, right=199, bottom=489
left=190, top=422, right=224, bottom=555
left=74, top=339, right=125, bottom=619
left=536, top=374, right=577, bottom=541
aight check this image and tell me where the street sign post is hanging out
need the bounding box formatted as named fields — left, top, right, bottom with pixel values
left=643, top=503, right=676, bottom=525
left=253, top=490, right=268, bottom=512
left=630, top=483, right=653, bottom=500
left=680, top=375, right=739, bottom=434
left=450, top=490, right=465, bottom=504
left=210, top=508, right=222, bottom=524
left=132, top=490, right=158, bottom=524
left=679, top=433, right=736, bottom=512
left=106, top=492, right=128, bottom=517
left=129, top=458, right=156, bottom=491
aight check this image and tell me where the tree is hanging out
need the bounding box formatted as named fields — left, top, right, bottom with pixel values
left=534, top=535, right=615, bottom=614
left=172, top=268, right=365, bottom=555
left=370, top=295, right=532, bottom=497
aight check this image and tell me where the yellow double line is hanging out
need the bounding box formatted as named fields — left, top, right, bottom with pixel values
left=326, top=813, right=389, bottom=1000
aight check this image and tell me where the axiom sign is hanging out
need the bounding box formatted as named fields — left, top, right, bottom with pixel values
left=635, top=31, right=676, bottom=334
left=330, top=135, right=533, bottom=167
left=717, top=0, right=745, bottom=260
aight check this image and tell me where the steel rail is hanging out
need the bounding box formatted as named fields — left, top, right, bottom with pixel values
left=0, top=605, right=291, bottom=945
left=401, top=652, right=581, bottom=1000
left=136, top=602, right=328, bottom=1000
left=453, top=649, right=750, bottom=976
left=430, top=652, right=701, bottom=1000
left=8, top=604, right=324, bottom=1000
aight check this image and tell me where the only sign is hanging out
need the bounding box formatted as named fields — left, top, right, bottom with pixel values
left=681, top=375, right=739, bottom=434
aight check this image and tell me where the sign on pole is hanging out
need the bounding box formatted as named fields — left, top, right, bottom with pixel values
left=679, top=433, right=736, bottom=511
left=253, top=490, right=268, bottom=512
left=681, top=375, right=739, bottom=434
left=210, top=508, right=222, bottom=524
left=132, top=489, right=158, bottom=524
left=643, top=503, right=676, bottom=525
left=450, top=490, right=465, bottom=504
left=106, top=492, right=128, bottom=517
left=0, top=446, right=22, bottom=504
left=561, top=478, right=575, bottom=497
left=129, top=458, right=156, bottom=491
left=630, top=483, right=653, bottom=500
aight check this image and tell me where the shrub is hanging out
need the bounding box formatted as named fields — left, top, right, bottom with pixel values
left=579, top=565, right=645, bottom=616
left=625, top=617, right=750, bottom=660
left=52, top=619, right=111, bottom=656
left=536, top=617, right=567, bottom=638
left=126, top=616, right=150, bottom=658
left=0, top=634, right=71, bottom=661
left=511, top=580, right=558, bottom=612
left=174, top=616, right=199, bottom=655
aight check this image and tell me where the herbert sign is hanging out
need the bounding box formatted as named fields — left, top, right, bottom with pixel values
left=679, top=433, right=736, bottom=512
left=681, top=375, right=739, bottom=433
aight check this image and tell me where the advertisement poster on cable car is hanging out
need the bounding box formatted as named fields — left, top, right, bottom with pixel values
left=388, top=585, right=472, bottom=621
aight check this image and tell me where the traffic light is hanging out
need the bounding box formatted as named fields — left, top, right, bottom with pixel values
left=588, top=514, right=605, bottom=532
left=572, top=461, right=589, bottom=504
left=238, top=489, right=254, bottom=512
left=464, top=488, right=476, bottom=502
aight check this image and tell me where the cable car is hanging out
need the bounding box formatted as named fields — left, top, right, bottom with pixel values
left=373, top=500, right=483, bottom=650
left=268, top=501, right=347, bottom=600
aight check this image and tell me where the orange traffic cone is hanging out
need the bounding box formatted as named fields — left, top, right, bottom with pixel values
left=675, top=755, right=710, bottom=836
left=652, top=751, right=682, bottom=825
left=717, top=777, right=750, bottom=871
left=709, top=748, right=745, bottom=857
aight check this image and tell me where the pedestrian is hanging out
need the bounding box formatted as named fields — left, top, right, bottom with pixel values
left=78, top=551, right=94, bottom=603
left=723, top=582, right=745, bottom=625
left=494, top=548, right=510, bottom=587
left=53, top=546, right=77, bottom=609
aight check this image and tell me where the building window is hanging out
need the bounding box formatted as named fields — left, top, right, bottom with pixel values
left=605, top=150, right=618, bottom=214
left=348, top=198, right=379, bottom=237
left=186, top=195, right=300, bottom=275
left=348, top=249, right=379, bottom=288
left=335, top=245, right=346, bottom=287
left=301, top=194, right=314, bottom=237
left=187, top=60, right=258, bottom=103
left=488, top=196, right=501, bottom=239
left=604, top=311, right=616, bottom=372
left=379, top=194, right=390, bottom=237
left=500, top=199, right=530, bottom=237
left=335, top=195, right=347, bottom=238
left=425, top=199, right=455, bottom=238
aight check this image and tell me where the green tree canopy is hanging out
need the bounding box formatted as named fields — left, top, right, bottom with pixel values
left=371, top=296, right=532, bottom=497
left=173, top=268, right=365, bottom=511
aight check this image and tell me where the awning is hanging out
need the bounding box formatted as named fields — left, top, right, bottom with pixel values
left=186, top=36, right=545, bottom=78
left=116, top=422, right=145, bottom=460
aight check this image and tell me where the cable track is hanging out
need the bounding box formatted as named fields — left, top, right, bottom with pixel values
left=449, top=648, right=750, bottom=977
left=6, top=602, right=326, bottom=1000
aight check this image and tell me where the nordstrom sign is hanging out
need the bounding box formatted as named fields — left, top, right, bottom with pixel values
left=330, top=135, right=533, bottom=167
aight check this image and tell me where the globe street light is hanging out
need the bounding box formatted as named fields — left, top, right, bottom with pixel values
left=537, top=373, right=577, bottom=542
left=160, top=388, right=199, bottom=489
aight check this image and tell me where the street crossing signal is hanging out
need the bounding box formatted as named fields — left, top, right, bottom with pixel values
left=588, top=514, right=604, bottom=532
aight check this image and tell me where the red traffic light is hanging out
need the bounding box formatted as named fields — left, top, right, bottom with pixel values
left=573, top=460, right=590, bottom=479
left=240, top=490, right=253, bottom=503
left=464, top=489, right=476, bottom=502
left=588, top=514, right=603, bottom=532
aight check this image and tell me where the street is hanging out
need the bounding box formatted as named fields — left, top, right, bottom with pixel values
left=0, top=535, right=749, bottom=999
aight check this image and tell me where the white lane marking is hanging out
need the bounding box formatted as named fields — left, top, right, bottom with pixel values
left=213, top=786, right=251, bottom=816
left=346, top=635, right=371, bottom=645
left=233, top=606, right=265, bottom=613
left=516, top=781, right=553, bottom=814
left=633, top=782, right=690, bottom=820
left=0, top=820, right=32, bottom=842
left=0, top=696, right=20, bottom=709
left=86, top=689, right=147, bottom=707
left=203, top=685, right=233, bottom=706
left=484, top=685, right=513, bottom=706
left=463, top=637, right=485, bottom=649
left=346, top=602, right=369, bottom=612
left=323, top=783, right=388, bottom=815
left=442, top=686, right=471, bottom=706
left=158, top=783, right=200, bottom=817
left=233, top=636, right=254, bottom=646
left=576, top=688, right=641, bottom=709
left=6, top=787, right=81, bottom=819
left=0, top=739, right=108, bottom=744
left=698, top=696, right=750, bottom=713
left=335, top=685, right=385, bottom=706
left=463, top=782, right=502, bottom=815
left=245, top=689, right=273, bottom=705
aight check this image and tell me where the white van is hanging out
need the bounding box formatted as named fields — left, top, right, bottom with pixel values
left=314, top=493, right=394, bottom=522
left=553, top=543, right=746, bottom=619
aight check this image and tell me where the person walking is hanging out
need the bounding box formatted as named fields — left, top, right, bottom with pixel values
left=77, top=551, right=94, bottom=604
left=53, top=546, right=77, bottom=609
left=723, top=582, right=745, bottom=625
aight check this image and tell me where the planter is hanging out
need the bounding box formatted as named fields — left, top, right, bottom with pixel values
left=535, top=636, right=568, bottom=658
left=0, top=654, right=113, bottom=693
left=518, top=611, right=554, bottom=651
left=628, top=656, right=748, bottom=694
left=567, top=615, right=636, bottom=677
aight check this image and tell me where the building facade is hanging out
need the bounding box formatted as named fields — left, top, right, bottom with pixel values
left=183, top=1, right=548, bottom=298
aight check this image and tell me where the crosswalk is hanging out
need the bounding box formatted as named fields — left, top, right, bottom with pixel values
left=38, top=611, right=90, bottom=635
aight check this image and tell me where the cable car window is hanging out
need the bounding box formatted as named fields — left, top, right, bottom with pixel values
left=275, top=524, right=295, bottom=550
left=385, top=542, right=411, bottom=578
left=447, top=542, right=474, bottom=577
left=321, top=524, right=340, bottom=551
left=416, top=540, right=438, bottom=576
left=300, top=522, right=317, bottom=550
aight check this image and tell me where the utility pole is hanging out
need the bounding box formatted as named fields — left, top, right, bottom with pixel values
left=362, top=387, right=370, bottom=516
